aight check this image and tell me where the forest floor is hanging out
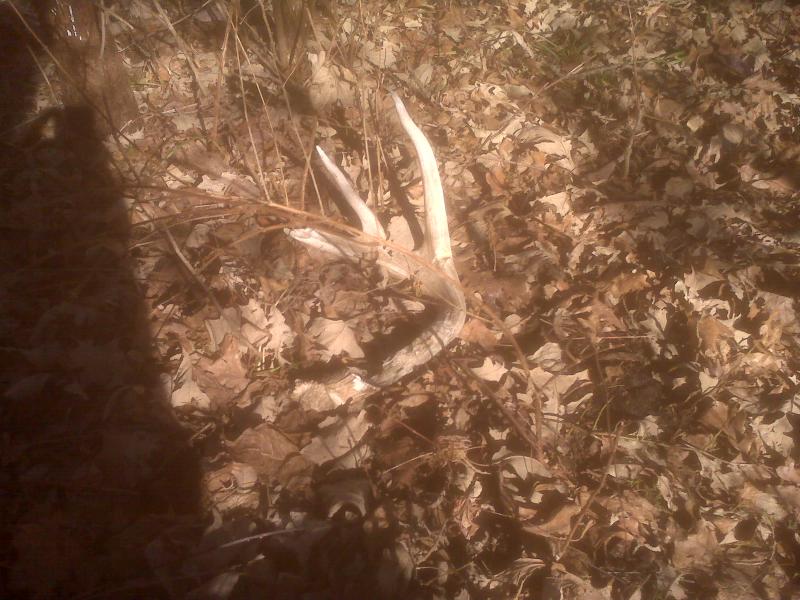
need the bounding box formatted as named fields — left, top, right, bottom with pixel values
left=2, top=1, right=799, bottom=599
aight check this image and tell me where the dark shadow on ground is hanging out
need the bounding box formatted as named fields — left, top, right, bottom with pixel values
left=0, top=7, right=200, bottom=598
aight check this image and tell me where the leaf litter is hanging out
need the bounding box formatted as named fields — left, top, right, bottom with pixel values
left=2, top=1, right=799, bottom=599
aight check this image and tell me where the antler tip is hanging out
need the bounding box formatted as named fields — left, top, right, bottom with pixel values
left=391, top=93, right=410, bottom=120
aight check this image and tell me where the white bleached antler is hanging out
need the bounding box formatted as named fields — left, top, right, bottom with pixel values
left=288, top=94, right=465, bottom=395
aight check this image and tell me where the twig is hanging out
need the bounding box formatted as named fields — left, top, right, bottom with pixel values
left=621, top=2, right=643, bottom=179
left=556, top=423, right=621, bottom=560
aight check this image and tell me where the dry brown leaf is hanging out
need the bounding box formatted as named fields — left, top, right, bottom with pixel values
left=696, top=316, right=735, bottom=359
left=386, top=215, right=415, bottom=250
left=262, top=304, right=295, bottom=365
left=171, top=346, right=211, bottom=410
left=292, top=379, right=347, bottom=412
left=500, top=455, right=553, bottom=480
left=203, top=462, right=260, bottom=514
left=307, top=51, right=356, bottom=109
left=323, top=290, right=371, bottom=320
left=471, top=357, right=507, bottom=382
left=195, top=335, right=250, bottom=408
left=520, top=125, right=575, bottom=171
left=776, top=485, right=800, bottom=518
left=301, top=411, right=371, bottom=466
left=458, top=318, right=499, bottom=350
left=317, top=475, right=373, bottom=518
left=740, top=482, right=788, bottom=521
left=486, top=165, right=507, bottom=196
left=229, top=424, right=299, bottom=481
left=529, top=342, right=565, bottom=372
left=306, top=317, right=365, bottom=360
left=605, top=272, right=649, bottom=299
left=758, top=292, right=799, bottom=348
left=777, top=462, right=800, bottom=485
left=672, top=519, right=718, bottom=571
left=523, top=500, right=581, bottom=537
left=600, top=491, right=658, bottom=539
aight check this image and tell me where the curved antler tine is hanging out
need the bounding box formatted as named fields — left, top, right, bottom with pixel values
left=287, top=226, right=414, bottom=281
left=316, top=145, right=386, bottom=240
left=390, top=94, right=457, bottom=280
left=367, top=95, right=466, bottom=387
left=288, top=96, right=465, bottom=393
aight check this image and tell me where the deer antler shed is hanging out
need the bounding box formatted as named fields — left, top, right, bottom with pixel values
left=287, top=94, right=466, bottom=404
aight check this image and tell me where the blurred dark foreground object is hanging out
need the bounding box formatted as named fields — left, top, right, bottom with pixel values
left=37, top=0, right=138, bottom=133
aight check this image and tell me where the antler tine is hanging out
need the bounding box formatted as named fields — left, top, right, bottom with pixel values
left=390, top=94, right=456, bottom=278
left=370, top=95, right=465, bottom=386
left=315, top=145, right=386, bottom=240
left=287, top=94, right=465, bottom=391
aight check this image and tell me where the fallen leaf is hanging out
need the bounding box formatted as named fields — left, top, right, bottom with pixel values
left=317, top=474, right=373, bottom=518
left=529, top=342, right=564, bottom=372
left=523, top=500, right=581, bottom=537
left=262, top=305, right=294, bottom=365
left=471, top=357, right=507, bottom=382
left=500, top=455, right=553, bottom=479
left=301, top=411, right=370, bottom=466
left=535, top=191, right=571, bottom=216
left=605, top=272, right=649, bottom=299
left=458, top=318, right=499, bottom=350
left=203, top=462, right=260, bottom=514
left=740, top=482, right=788, bottom=521
left=306, top=317, right=365, bottom=360
left=697, top=316, right=735, bottom=359
left=520, top=125, right=575, bottom=171
left=196, top=335, right=250, bottom=401
left=672, top=519, right=718, bottom=571
left=171, top=347, right=211, bottom=410
left=229, top=424, right=299, bottom=481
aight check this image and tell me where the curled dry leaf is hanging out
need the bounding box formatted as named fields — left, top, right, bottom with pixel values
left=203, top=462, right=260, bottom=515
left=458, top=317, right=499, bottom=350
left=229, top=424, right=299, bottom=482
left=300, top=411, right=371, bottom=467
left=306, top=317, right=365, bottom=360
left=500, top=455, right=553, bottom=480
left=471, top=356, right=508, bottom=382
left=262, top=304, right=295, bottom=365
left=520, top=125, right=575, bottom=171
left=194, top=335, right=250, bottom=408
left=529, top=342, right=565, bottom=372
left=171, top=347, right=211, bottom=410
left=672, top=519, right=719, bottom=572
left=317, top=474, right=373, bottom=518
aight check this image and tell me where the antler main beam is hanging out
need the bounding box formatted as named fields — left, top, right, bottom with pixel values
left=288, top=94, right=465, bottom=394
